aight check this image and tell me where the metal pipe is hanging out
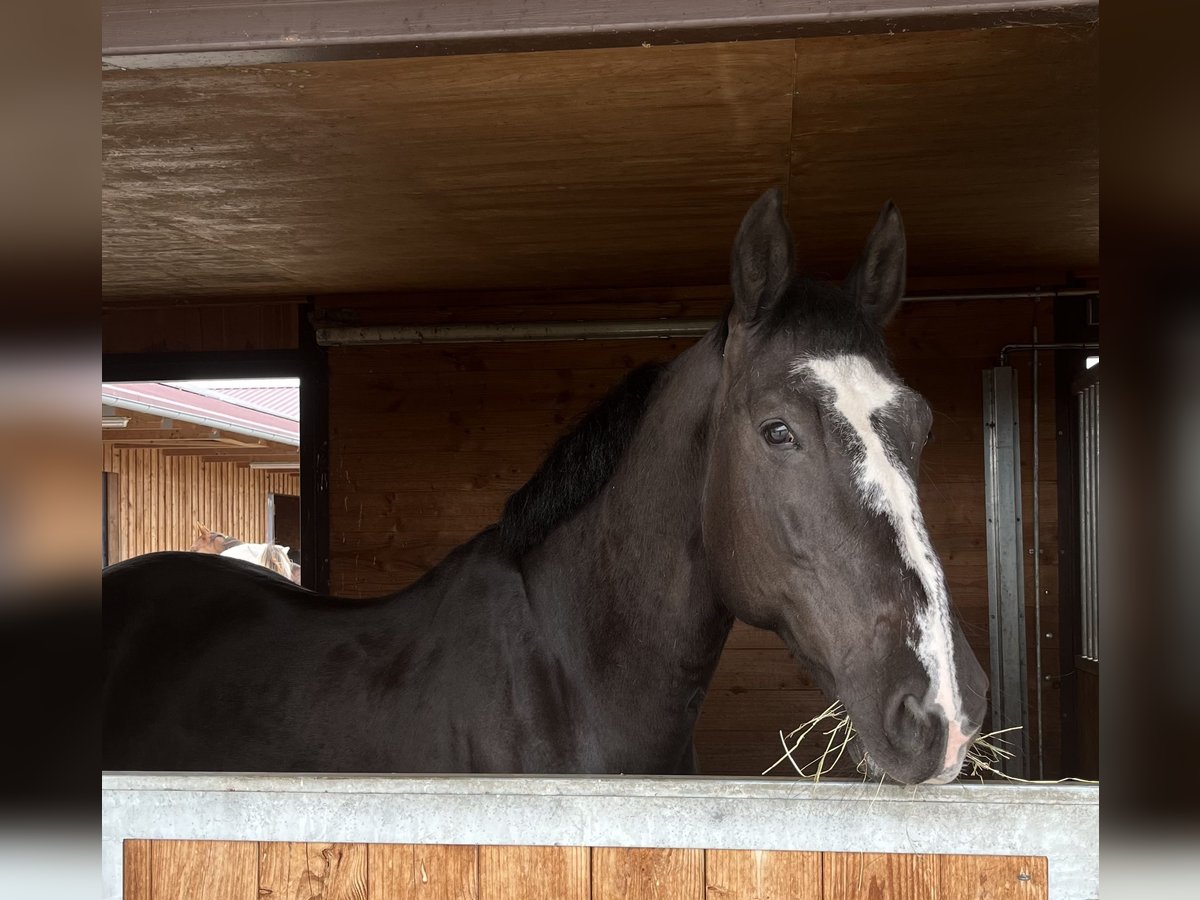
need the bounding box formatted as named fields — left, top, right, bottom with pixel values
left=316, top=319, right=720, bottom=346
left=316, top=291, right=1101, bottom=347
left=100, top=393, right=300, bottom=447
left=1030, top=325, right=1045, bottom=780
left=1084, top=393, right=1094, bottom=662
left=1089, top=383, right=1100, bottom=660
left=999, top=342, right=1099, bottom=365
left=903, top=288, right=1098, bottom=304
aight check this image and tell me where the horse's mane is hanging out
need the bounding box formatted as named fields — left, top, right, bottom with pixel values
left=499, top=363, right=664, bottom=556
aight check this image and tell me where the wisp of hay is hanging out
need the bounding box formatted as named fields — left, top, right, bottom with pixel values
left=765, top=709, right=1099, bottom=785
left=962, top=726, right=1099, bottom=784
left=763, top=701, right=861, bottom=781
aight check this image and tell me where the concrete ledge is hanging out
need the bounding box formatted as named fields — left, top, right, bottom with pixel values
left=102, top=773, right=1098, bottom=899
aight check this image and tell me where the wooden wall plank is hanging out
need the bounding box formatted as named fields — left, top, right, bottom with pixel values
left=370, top=844, right=480, bottom=899
left=123, top=839, right=153, bottom=900
left=477, top=846, right=588, bottom=900
left=935, top=855, right=1048, bottom=899
left=258, top=843, right=368, bottom=900
left=823, top=852, right=936, bottom=900
left=259, top=842, right=311, bottom=900
left=705, top=849, right=821, bottom=900
left=592, top=847, right=704, bottom=900
left=151, top=840, right=257, bottom=900
left=309, top=844, right=369, bottom=900
left=103, top=302, right=302, bottom=352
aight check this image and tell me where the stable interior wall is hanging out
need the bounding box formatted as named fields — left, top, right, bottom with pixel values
left=102, top=20, right=1096, bottom=779
left=322, top=291, right=1063, bottom=778
left=102, top=302, right=302, bottom=354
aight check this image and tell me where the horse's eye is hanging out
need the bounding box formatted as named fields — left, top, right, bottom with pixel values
left=762, top=421, right=795, bottom=445
left=925, top=429, right=934, bottom=445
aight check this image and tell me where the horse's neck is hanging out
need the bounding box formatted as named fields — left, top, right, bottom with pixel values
left=525, top=337, right=731, bottom=707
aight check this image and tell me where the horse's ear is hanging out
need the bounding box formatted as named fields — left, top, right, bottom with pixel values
left=195, top=521, right=208, bottom=537
left=848, top=201, right=906, bottom=326
left=730, top=188, right=795, bottom=325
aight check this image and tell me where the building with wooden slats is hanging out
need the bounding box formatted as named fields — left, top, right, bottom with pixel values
left=102, top=382, right=300, bottom=562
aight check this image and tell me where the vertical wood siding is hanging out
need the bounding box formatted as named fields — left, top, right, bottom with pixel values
left=125, top=840, right=1048, bottom=900
left=102, top=445, right=300, bottom=561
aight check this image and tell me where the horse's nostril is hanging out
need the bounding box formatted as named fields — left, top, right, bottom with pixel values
left=885, top=692, right=932, bottom=755
left=903, top=694, right=925, bottom=722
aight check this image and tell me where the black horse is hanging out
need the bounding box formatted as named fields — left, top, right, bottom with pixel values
left=103, top=190, right=988, bottom=784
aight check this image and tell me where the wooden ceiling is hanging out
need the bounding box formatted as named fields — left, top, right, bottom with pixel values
left=102, top=25, right=1098, bottom=305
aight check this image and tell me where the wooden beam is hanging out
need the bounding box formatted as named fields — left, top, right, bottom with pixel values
left=212, top=457, right=301, bottom=466
left=102, top=0, right=1099, bottom=69
left=103, top=429, right=262, bottom=443
left=161, top=447, right=297, bottom=459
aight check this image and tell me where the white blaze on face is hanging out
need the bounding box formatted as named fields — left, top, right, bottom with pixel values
left=796, top=354, right=966, bottom=768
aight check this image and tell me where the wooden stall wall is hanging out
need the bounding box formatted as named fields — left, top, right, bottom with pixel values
left=125, top=839, right=1048, bottom=900
left=102, top=301, right=302, bottom=354
left=103, top=445, right=300, bottom=562
left=325, top=294, right=1062, bottom=778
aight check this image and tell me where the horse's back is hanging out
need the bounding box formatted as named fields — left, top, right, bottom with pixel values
left=101, top=535, right=545, bottom=773
left=102, top=552, right=339, bottom=770
left=104, top=551, right=302, bottom=631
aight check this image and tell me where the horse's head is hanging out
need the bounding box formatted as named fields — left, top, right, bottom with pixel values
left=702, top=189, right=988, bottom=785
left=189, top=522, right=237, bottom=554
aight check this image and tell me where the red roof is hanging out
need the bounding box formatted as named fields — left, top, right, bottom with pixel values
left=102, top=382, right=299, bottom=445
left=187, top=385, right=300, bottom=421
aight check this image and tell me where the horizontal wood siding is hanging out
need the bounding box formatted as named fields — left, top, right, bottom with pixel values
left=102, top=301, right=302, bottom=353
left=325, top=295, right=1060, bottom=777
left=126, top=840, right=1047, bottom=899
left=103, top=445, right=300, bottom=562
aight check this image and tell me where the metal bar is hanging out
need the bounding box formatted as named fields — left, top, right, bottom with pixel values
left=1089, top=386, right=1096, bottom=660
left=101, top=0, right=1102, bottom=70
left=1088, top=387, right=1096, bottom=659
left=1078, top=391, right=1090, bottom=660
left=318, top=304, right=1102, bottom=348
left=101, top=773, right=1101, bottom=900
left=999, top=342, right=1100, bottom=365
left=1089, top=383, right=1100, bottom=659
left=982, top=367, right=1029, bottom=776
left=904, top=289, right=1098, bottom=304
left=316, top=319, right=720, bottom=347
left=1076, top=380, right=1102, bottom=664
left=1031, top=329, right=1044, bottom=779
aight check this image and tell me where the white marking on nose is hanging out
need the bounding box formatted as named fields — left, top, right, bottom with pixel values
left=796, top=354, right=964, bottom=737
